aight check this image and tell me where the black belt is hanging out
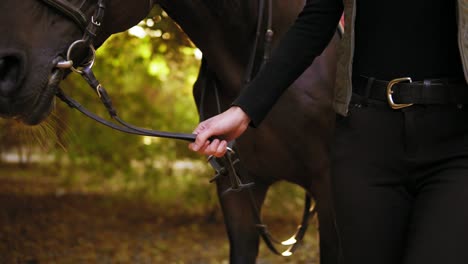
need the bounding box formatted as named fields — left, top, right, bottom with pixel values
left=353, top=76, right=468, bottom=109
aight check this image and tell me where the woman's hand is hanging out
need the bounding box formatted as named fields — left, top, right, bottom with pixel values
left=189, top=106, right=251, bottom=157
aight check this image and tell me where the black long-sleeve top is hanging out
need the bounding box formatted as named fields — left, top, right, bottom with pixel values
left=233, top=0, right=343, bottom=126
left=233, top=0, right=463, bottom=126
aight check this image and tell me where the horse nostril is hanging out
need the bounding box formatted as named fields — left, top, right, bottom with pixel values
left=0, top=55, right=24, bottom=97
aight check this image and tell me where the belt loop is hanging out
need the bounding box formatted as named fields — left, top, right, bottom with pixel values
left=363, top=77, right=375, bottom=106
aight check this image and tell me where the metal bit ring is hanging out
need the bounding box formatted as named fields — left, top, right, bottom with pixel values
left=66, top=39, right=96, bottom=74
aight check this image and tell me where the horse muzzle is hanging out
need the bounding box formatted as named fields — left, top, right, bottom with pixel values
left=0, top=50, right=26, bottom=98
left=0, top=51, right=64, bottom=125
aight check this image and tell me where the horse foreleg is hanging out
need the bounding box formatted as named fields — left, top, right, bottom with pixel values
left=216, top=181, right=269, bottom=264
left=309, top=167, right=342, bottom=264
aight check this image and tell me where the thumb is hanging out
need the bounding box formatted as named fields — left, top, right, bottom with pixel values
left=191, top=123, right=213, bottom=151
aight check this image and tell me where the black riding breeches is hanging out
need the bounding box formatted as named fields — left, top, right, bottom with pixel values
left=331, top=97, right=468, bottom=264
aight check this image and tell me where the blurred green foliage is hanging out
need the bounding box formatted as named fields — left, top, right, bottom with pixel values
left=0, top=7, right=304, bottom=213
left=59, top=8, right=203, bottom=173
left=0, top=7, right=217, bottom=204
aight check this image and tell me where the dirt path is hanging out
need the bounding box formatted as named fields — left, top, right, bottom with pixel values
left=0, top=167, right=319, bottom=264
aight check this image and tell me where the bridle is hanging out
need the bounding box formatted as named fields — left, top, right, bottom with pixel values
left=39, top=0, right=316, bottom=258
left=41, top=0, right=198, bottom=142
left=201, top=0, right=316, bottom=257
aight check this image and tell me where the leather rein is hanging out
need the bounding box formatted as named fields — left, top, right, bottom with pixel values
left=42, top=0, right=197, bottom=142
left=201, top=0, right=316, bottom=257
left=40, top=0, right=316, bottom=257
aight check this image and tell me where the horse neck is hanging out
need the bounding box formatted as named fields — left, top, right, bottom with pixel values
left=156, top=0, right=308, bottom=96
left=156, top=0, right=257, bottom=96
left=97, top=0, right=153, bottom=46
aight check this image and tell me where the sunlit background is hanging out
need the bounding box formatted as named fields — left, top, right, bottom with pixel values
left=0, top=6, right=317, bottom=264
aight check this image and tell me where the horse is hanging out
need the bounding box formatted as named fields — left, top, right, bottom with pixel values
left=0, top=0, right=341, bottom=263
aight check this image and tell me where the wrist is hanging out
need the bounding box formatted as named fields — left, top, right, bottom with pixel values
left=231, top=106, right=251, bottom=125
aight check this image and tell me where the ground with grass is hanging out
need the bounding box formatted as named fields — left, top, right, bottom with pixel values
left=0, top=166, right=319, bottom=264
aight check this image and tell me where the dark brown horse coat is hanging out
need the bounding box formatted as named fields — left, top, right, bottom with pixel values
left=0, top=0, right=340, bottom=263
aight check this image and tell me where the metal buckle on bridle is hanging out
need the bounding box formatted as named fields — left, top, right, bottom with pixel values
left=47, top=0, right=316, bottom=258
left=207, top=146, right=255, bottom=196
left=49, top=0, right=199, bottom=142
left=386, top=77, right=413, bottom=109
left=91, top=16, right=101, bottom=26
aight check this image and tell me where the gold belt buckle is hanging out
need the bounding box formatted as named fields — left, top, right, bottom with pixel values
left=386, top=77, right=413, bottom=109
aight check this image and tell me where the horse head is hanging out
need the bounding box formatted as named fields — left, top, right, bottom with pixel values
left=1, top=0, right=341, bottom=261
left=0, top=0, right=153, bottom=125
